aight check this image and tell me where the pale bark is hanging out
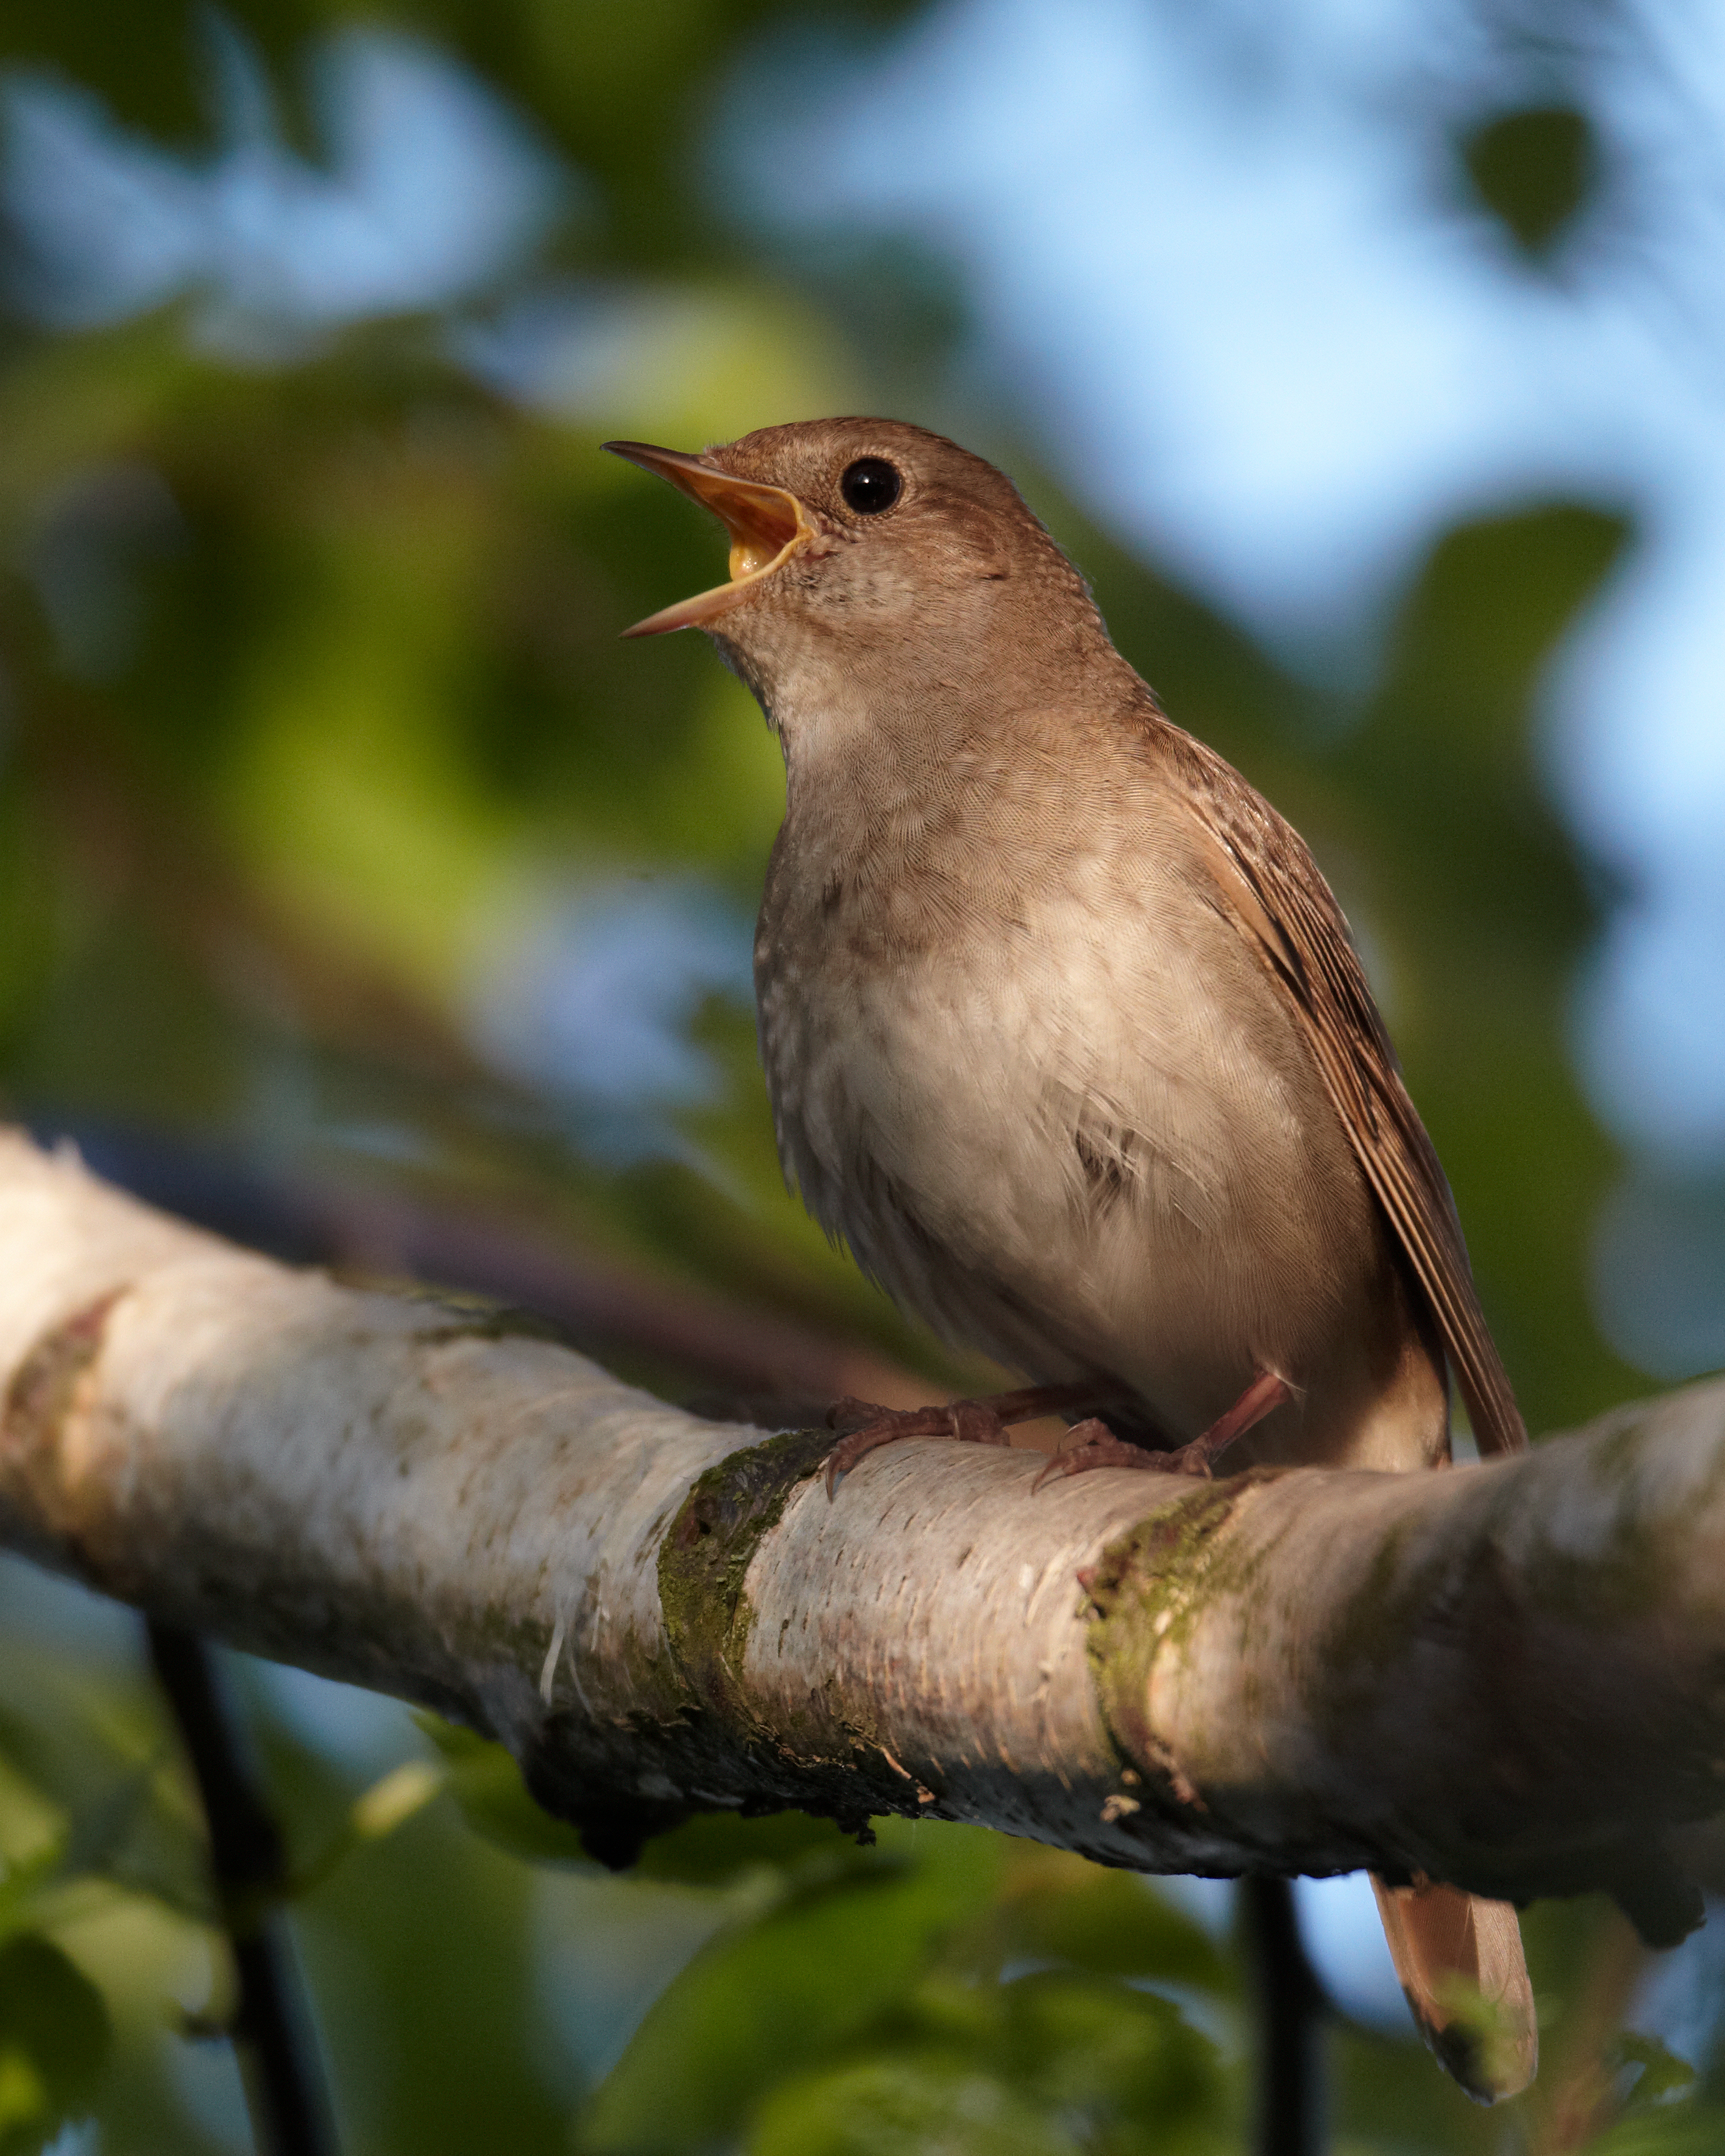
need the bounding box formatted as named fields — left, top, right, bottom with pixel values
left=0, top=1129, right=1718, bottom=1928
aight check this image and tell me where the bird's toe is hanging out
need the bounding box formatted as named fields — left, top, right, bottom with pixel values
left=1030, top=1418, right=1216, bottom=1492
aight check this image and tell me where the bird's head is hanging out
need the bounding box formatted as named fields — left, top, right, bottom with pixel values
left=605, top=419, right=1105, bottom=721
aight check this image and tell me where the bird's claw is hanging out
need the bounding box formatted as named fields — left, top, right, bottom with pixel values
left=1030, top=1417, right=1215, bottom=1493
left=1031, top=1370, right=1294, bottom=1492
left=824, top=1396, right=1011, bottom=1495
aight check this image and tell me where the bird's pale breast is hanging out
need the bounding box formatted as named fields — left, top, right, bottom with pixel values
left=756, top=788, right=1444, bottom=1470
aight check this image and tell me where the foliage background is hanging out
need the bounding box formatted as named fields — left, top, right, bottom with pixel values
left=0, top=1, right=1721, bottom=2150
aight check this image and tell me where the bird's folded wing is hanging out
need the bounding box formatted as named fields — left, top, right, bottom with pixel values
left=1167, top=725, right=1526, bottom=1458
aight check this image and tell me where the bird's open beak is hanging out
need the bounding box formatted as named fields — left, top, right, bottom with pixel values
left=604, top=440, right=816, bottom=638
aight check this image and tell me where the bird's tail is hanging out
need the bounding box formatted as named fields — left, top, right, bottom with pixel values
left=1371, top=1877, right=1537, bottom=2102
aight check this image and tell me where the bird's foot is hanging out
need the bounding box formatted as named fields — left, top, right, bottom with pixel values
left=825, top=1397, right=1007, bottom=1495
left=824, top=1381, right=1100, bottom=1496
left=1031, top=1419, right=1200, bottom=1490
left=1031, top=1370, right=1295, bottom=1493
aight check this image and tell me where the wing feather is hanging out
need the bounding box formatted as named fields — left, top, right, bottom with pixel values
left=1161, top=724, right=1526, bottom=1457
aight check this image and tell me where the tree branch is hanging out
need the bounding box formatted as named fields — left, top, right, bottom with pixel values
left=145, top=1621, right=335, bottom=2156
left=0, top=1130, right=1718, bottom=1930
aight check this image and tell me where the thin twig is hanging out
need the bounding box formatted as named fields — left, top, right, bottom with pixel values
left=1240, top=1876, right=1326, bottom=2156
left=145, top=1621, right=335, bottom=2156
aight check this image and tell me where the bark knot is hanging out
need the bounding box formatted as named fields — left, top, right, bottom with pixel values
left=3, top=1289, right=125, bottom=1463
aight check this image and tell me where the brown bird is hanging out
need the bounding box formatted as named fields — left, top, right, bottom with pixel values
left=609, top=417, right=1537, bottom=2101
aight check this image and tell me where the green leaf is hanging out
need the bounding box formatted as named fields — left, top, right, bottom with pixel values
left=1460, top=105, right=1596, bottom=256
left=636, top=1808, right=881, bottom=1888
left=413, top=1716, right=593, bottom=1868
left=579, top=1820, right=1002, bottom=2154
left=0, top=1648, right=210, bottom=1922
left=0, top=1931, right=111, bottom=2155
left=288, top=1758, right=449, bottom=1900
left=744, top=1964, right=1223, bottom=2155
left=1587, top=2110, right=1725, bottom=2156
left=1000, top=1852, right=1235, bottom=1995
left=747, top=2057, right=1082, bottom=2156
left=1000, top=1970, right=1218, bottom=2126
left=0, top=1754, right=67, bottom=1940
left=349, top=1759, right=447, bottom=1844
left=1612, top=2031, right=1700, bottom=2110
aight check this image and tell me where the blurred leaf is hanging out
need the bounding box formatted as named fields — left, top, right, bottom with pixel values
left=0, top=1931, right=111, bottom=2155
left=1, top=1, right=301, bottom=145
left=0, top=1853, right=62, bottom=1948
left=1614, top=2032, right=1700, bottom=2110
left=748, top=2056, right=1080, bottom=2156
left=0, top=1752, right=65, bottom=1929
left=1327, top=2015, right=1488, bottom=2154
left=997, top=1849, right=1234, bottom=1995
left=1004, top=1970, right=1219, bottom=2130
left=349, top=1759, right=447, bottom=1843
left=289, top=1757, right=449, bottom=1902
left=249, top=1692, right=575, bottom=2153
left=579, top=1820, right=1001, bottom=2153
left=0, top=1645, right=209, bottom=1922
left=414, top=1715, right=593, bottom=1867
left=746, top=1968, right=1222, bottom=2156
left=1460, top=104, right=1596, bottom=256
left=636, top=1807, right=881, bottom=1888
left=1588, top=2110, right=1725, bottom=2156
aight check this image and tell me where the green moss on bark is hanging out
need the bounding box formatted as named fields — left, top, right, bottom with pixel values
left=657, top=1426, right=835, bottom=1731
left=1083, top=1476, right=1276, bottom=1821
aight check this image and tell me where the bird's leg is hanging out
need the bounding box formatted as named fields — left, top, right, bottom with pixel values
left=1032, top=1369, right=1295, bottom=1491
left=825, top=1381, right=1104, bottom=1495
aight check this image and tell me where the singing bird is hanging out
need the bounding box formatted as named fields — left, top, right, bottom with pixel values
left=609, top=418, right=1537, bottom=2101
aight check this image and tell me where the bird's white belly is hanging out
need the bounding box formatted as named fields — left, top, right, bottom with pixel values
left=760, top=869, right=1372, bottom=1437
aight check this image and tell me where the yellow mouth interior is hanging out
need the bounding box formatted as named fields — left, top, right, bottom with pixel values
left=713, top=483, right=805, bottom=585
left=607, top=442, right=813, bottom=636
left=729, top=536, right=776, bottom=579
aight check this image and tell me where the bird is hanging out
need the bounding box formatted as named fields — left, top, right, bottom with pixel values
left=608, top=417, right=1537, bottom=2102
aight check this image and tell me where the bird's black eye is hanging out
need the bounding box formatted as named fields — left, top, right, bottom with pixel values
left=840, top=457, right=902, bottom=515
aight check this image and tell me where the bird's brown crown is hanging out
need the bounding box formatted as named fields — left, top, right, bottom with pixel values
left=713, top=417, right=1035, bottom=531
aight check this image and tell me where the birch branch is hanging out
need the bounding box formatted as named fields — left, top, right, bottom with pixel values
left=0, top=1129, right=1718, bottom=1933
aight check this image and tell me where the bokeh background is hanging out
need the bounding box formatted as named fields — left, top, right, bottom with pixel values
left=1, top=1, right=1723, bottom=2150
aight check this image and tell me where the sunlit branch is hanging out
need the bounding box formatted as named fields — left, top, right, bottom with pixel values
left=0, top=1130, right=1717, bottom=1936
